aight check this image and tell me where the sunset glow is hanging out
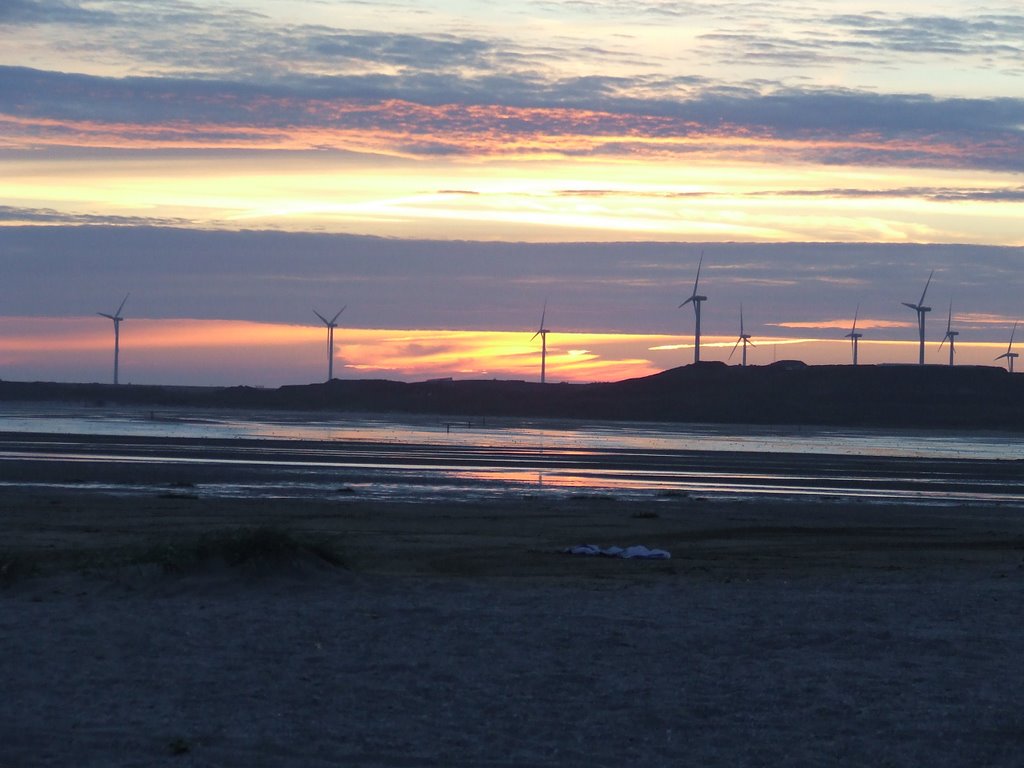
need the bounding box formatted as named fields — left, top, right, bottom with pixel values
left=1, top=315, right=1019, bottom=388
left=0, top=1, right=1021, bottom=385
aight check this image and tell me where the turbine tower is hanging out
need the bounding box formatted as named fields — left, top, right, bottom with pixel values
left=845, top=304, right=863, bottom=366
left=939, top=301, right=958, bottom=367
left=902, top=270, right=934, bottom=365
left=313, top=306, right=345, bottom=382
left=728, top=305, right=755, bottom=367
left=531, top=300, right=550, bottom=384
left=678, top=251, right=707, bottom=363
left=996, top=321, right=1019, bottom=373
left=97, top=293, right=129, bottom=385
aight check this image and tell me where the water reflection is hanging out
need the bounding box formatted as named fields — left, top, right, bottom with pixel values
left=452, top=466, right=1024, bottom=506
left=1, top=402, right=1023, bottom=506
left=1, top=401, right=1022, bottom=460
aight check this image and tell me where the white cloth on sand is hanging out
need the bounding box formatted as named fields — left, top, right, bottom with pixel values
left=563, top=544, right=671, bottom=560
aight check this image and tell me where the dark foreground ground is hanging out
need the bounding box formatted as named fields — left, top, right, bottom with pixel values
left=3, top=465, right=1024, bottom=767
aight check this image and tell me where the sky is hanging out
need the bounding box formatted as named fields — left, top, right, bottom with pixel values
left=0, top=0, right=1022, bottom=385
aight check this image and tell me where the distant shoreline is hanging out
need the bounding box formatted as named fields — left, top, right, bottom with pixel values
left=2, top=361, right=1022, bottom=430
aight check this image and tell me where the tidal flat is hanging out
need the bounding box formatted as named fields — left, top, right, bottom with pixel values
left=2, top=457, right=1024, bottom=766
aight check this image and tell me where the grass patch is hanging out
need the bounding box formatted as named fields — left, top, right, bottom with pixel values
left=631, top=510, right=660, bottom=519
left=0, top=552, right=41, bottom=586
left=167, top=736, right=191, bottom=756
left=130, top=527, right=348, bottom=574
left=1, top=528, right=348, bottom=583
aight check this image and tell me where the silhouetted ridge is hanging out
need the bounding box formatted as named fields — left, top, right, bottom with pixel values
left=1, top=363, right=1022, bottom=430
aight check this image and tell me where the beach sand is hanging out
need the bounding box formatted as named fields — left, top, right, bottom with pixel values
left=3, top=479, right=1024, bottom=766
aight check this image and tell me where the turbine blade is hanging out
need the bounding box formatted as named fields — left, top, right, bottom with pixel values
left=538, top=299, right=547, bottom=333
left=728, top=337, right=741, bottom=360
left=1010, top=321, right=1018, bottom=348
left=679, top=296, right=694, bottom=308
left=331, top=306, right=346, bottom=323
left=748, top=339, right=757, bottom=348
left=313, top=309, right=329, bottom=325
left=97, top=312, right=114, bottom=319
left=115, top=293, right=129, bottom=316
left=851, top=303, right=859, bottom=334
left=918, top=270, right=933, bottom=306
left=901, top=302, right=919, bottom=311
left=692, top=251, right=704, bottom=294
left=739, top=304, right=744, bottom=336
left=946, top=301, right=953, bottom=333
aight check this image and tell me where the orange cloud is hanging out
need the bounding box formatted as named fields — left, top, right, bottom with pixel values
left=0, top=318, right=318, bottom=352
left=0, top=101, right=989, bottom=166
left=954, top=312, right=1022, bottom=326
left=772, top=318, right=914, bottom=330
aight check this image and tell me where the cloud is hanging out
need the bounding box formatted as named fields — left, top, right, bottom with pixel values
left=771, top=319, right=913, bottom=331
left=1, top=226, right=1021, bottom=340
left=1, top=1, right=1021, bottom=174
left=955, top=312, right=1023, bottom=328
left=8, top=1, right=1023, bottom=93
left=555, top=186, right=1024, bottom=204
left=2, top=65, right=1022, bottom=172
left=829, top=12, right=1024, bottom=59
left=921, top=188, right=1024, bottom=203
left=753, top=186, right=1024, bottom=203
left=695, top=9, right=1024, bottom=71
left=0, top=0, right=114, bottom=25
left=530, top=4, right=1024, bottom=87
left=1, top=2, right=1020, bottom=248
left=3, top=2, right=582, bottom=83
left=0, top=204, right=197, bottom=227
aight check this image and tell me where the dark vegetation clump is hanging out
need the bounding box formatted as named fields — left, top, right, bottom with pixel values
left=2, top=529, right=347, bottom=585
left=0, top=552, right=40, bottom=585
left=167, top=737, right=191, bottom=756
left=630, top=510, right=660, bottom=519
left=135, top=527, right=347, bottom=574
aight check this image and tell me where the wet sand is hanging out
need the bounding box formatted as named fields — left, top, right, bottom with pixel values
left=3, top=426, right=1023, bottom=507
left=3, top=460, right=1024, bottom=766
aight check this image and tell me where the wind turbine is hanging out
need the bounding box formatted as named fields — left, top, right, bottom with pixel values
left=97, top=293, right=129, bottom=385
left=938, top=301, right=958, bottom=367
left=678, top=251, right=707, bottom=363
left=531, top=300, right=550, bottom=384
left=313, top=306, right=345, bottom=381
left=996, top=321, right=1019, bottom=373
left=845, top=304, right=863, bottom=365
left=728, top=305, right=755, bottom=367
left=902, top=270, right=933, bottom=365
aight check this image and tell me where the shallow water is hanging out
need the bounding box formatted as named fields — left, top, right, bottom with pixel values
left=0, top=402, right=1022, bottom=505
left=3, top=401, right=1023, bottom=458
